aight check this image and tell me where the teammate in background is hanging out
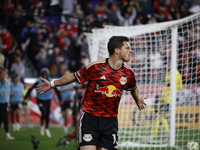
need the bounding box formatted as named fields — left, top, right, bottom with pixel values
left=58, top=70, right=76, bottom=133
left=150, top=69, right=183, bottom=141
left=36, top=36, right=147, bottom=150
left=0, top=67, right=15, bottom=140
left=24, top=67, right=62, bottom=138
left=10, top=74, right=24, bottom=131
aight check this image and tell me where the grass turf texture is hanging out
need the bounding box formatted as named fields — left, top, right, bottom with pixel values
left=0, top=126, right=78, bottom=150
left=0, top=126, right=199, bottom=150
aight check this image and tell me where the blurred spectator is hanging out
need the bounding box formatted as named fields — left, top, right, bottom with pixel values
left=0, top=27, right=12, bottom=69
left=106, top=3, right=119, bottom=25
left=3, top=0, right=15, bottom=32
left=147, top=14, right=158, bottom=24
left=189, top=0, right=200, bottom=14
left=94, top=1, right=108, bottom=20
left=60, top=0, right=73, bottom=17
left=117, top=5, right=137, bottom=26
left=12, top=3, right=26, bottom=37
left=148, top=48, right=163, bottom=83
left=20, top=20, right=35, bottom=44
left=76, top=33, right=90, bottom=64
left=10, top=54, right=25, bottom=84
left=46, top=31, right=57, bottom=54
left=138, top=0, right=152, bottom=23
left=35, top=46, right=48, bottom=73
left=49, top=46, right=65, bottom=77
left=0, top=50, right=5, bottom=67
left=49, top=0, right=61, bottom=16
left=82, top=1, right=95, bottom=16
left=28, top=26, right=46, bottom=69
left=74, top=4, right=85, bottom=19
left=134, top=16, right=144, bottom=25
left=57, top=25, right=70, bottom=49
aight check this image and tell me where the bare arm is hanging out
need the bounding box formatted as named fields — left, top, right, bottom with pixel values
left=130, top=88, right=147, bottom=111
left=36, top=73, right=76, bottom=94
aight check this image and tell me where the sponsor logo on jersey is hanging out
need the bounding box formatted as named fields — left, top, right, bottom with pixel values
left=83, top=134, right=93, bottom=142
left=95, top=84, right=122, bottom=97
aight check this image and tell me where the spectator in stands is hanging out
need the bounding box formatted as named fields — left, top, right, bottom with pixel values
left=35, top=46, right=48, bottom=73
left=60, top=0, right=74, bottom=23
left=46, top=32, right=57, bottom=54
left=0, top=27, right=12, bottom=69
left=3, top=0, right=15, bottom=32
left=9, top=74, right=24, bottom=132
left=24, top=67, right=62, bottom=138
left=81, top=1, right=95, bottom=16
left=147, top=14, right=158, bottom=24
left=0, top=49, right=5, bottom=68
left=94, top=1, right=108, bottom=20
left=12, top=3, right=26, bottom=37
left=0, top=67, right=15, bottom=140
left=117, top=5, right=137, bottom=26
left=138, top=0, right=152, bottom=23
left=106, top=3, right=120, bottom=26
left=149, top=48, right=163, bottom=83
left=49, top=47, right=65, bottom=78
left=76, top=33, right=90, bottom=66
left=10, top=54, right=25, bottom=84
left=74, top=4, right=85, bottom=19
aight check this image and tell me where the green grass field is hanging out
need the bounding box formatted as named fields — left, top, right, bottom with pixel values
left=0, top=126, right=199, bottom=150
left=0, top=126, right=78, bottom=150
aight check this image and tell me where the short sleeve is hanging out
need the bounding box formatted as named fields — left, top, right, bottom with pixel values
left=125, top=70, right=137, bottom=91
left=74, top=66, right=91, bottom=84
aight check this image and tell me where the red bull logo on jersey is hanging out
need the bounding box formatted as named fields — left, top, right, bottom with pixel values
left=120, top=76, right=127, bottom=85
left=95, top=84, right=122, bottom=97
left=83, top=134, right=93, bottom=142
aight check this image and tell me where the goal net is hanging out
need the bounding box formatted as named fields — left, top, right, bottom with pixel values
left=85, top=12, right=200, bottom=150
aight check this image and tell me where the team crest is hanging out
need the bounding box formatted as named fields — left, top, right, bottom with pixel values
left=83, top=134, right=93, bottom=142
left=120, top=76, right=127, bottom=85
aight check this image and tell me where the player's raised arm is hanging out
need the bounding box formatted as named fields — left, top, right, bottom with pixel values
left=36, top=73, right=76, bottom=94
left=130, top=88, right=148, bottom=111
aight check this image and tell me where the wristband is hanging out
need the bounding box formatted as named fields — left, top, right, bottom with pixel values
left=50, top=80, right=56, bottom=88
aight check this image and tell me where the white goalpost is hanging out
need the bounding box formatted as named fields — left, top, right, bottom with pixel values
left=85, top=12, right=200, bottom=150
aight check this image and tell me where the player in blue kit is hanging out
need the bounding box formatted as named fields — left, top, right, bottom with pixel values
left=0, top=67, right=15, bottom=140
left=10, top=74, right=24, bottom=131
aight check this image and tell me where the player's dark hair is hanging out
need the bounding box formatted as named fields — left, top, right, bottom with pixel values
left=107, top=36, right=129, bottom=56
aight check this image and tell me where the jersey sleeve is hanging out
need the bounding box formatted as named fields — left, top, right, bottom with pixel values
left=125, top=70, right=137, bottom=91
left=74, top=66, right=92, bottom=84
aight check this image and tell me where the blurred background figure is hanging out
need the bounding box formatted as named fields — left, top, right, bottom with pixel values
left=0, top=67, right=15, bottom=140
left=58, top=70, right=75, bottom=133
left=9, top=74, right=24, bottom=132
left=24, top=67, right=61, bottom=138
left=150, top=69, right=183, bottom=142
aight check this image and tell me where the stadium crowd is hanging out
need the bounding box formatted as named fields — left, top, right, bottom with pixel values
left=0, top=0, right=199, bottom=83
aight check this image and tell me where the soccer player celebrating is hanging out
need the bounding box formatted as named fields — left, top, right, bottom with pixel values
left=36, top=36, right=147, bottom=150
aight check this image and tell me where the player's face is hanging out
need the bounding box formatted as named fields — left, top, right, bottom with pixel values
left=119, top=41, right=132, bottom=62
